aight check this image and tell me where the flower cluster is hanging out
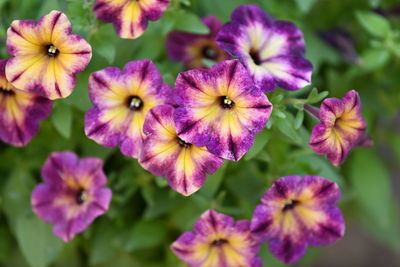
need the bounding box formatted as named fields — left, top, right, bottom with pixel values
left=1, top=2, right=367, bottom=263
left=85, top=59, right=272, bottom=195
left=171, top=175, right=345, bottom=265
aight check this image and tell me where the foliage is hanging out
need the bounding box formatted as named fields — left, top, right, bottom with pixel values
left=0, top=0, right=399, bottom=266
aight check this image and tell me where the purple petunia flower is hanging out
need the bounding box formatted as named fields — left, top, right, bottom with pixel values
left=139, top=105, right=224, bottom=196
left=172, top=209, right=262, bottom=267
left=84, top=59, right=172, bottom=158
left=167, top=16, right=230, bottom=69
left=309, top=90, right=367, bottom=166
left=0, top=59, right=52, bottom=146
left=216, top=5, right=313, bottom=92
left=6, top=11, right=92, bottom=100
left=93, top=0, right=170, bottom=39
left=174, top=59, right=273, bottom=161
left=31, top=151, right=112, bottom=242
left=251, top=175, right=345, bottom=264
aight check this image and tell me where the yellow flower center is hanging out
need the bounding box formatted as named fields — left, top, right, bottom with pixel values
left=0, top=87, right=15, bottom=96
left=178, top=137, right=191, bottom=148
left=249, top=48, right=261, bottom=65
left=127, top=96, right=143, bottom=111
left=76, top=189, right=89, bottom=204
left=282, top=199, right=300, bottom=212
left=220, top=96, right=234, bottom=109
left=202, top=46, right=218, bottom=60
left=211, top=238, right=228, bottom=246
left=47, top=44, right=60, bottom=57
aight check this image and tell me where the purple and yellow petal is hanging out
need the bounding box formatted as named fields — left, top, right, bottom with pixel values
left=167, top=16, right=230, bottom=68
left=85, top=60, right=171, bottom=158
left=172, top=210, right=261, bottom=267
left=310, top=90, right=367, bottom=166
left=6, top=11, right=92, bottom=100
left=216, top=5, right=312, bottom=92
left=174, top=60, right=272, bottom=161
left=0, top=59, right=52, bottom=146
left=31, top=151, right=112, bottom=242
left=93, top=0, right=170, bottom=39
left=251, top=175, right=345, bottom=264
left=139, top=105, right=223, bottom=196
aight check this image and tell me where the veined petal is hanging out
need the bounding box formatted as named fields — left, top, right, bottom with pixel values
left=251, top=175, right=345, bottom=264
left=94, top=0, right=170, bottom=39
left=85, top=60, right=171, bottom=158
left=0, top=59, right=52, bottom=146
left=139, top=105, right=223, bottom=196
left=174, top=60, right=272, bottom=161
left=172, top=210, right=261, bottom=267
left=31, top=151, right=112, bottom=242
left=6, top=11, right=92, bottom=100
left=216, top=5, right=312, bottom=92
left=310, top=90, right=367, bottom=165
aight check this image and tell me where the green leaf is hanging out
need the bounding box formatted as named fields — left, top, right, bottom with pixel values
left=173, top=11, right=209, bottom=34
left=294, top=111, right=304, bottom=129
left=37, top=0, right=62, bottom=16
left=356, top=11, right=391, bottom=38
left=16, top=214, right=64, bottom=267
left=91, top=24, right=117, bottom=64
left=360, top=48, right=390, bottom=71
left=294, top=0, right=316, bottom=13
left=347, top=149, right=399, bottom=244
left=90, top=219, right=119, bottom=265
left=51, top=102, right=72, bottom=139
left=245, top=131, right=271, bottom=160
left=198, top=162, right=228, bottom=198
left=124, top=220, right=168, bottom=251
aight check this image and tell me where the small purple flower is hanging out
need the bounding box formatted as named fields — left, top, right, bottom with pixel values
left=310, top=90, right=367, bottom=166
left=93, top=0, right=170, bottom=39
left=251, top=175, right=345, bottom=264
left=174, top=60, right=273, bottom=161
left=0, top=59, right=52, bottom=146
left=216, top=5, right=313, bottom=92
left=84, top=60, right=172, bottom=158
left=139, top=105, right=224, bottom=196
left=167, top=16, right=230, bottom=69
left=31, top=151, right=112, bottom=242
left=172, top=209, right=262, bottom=267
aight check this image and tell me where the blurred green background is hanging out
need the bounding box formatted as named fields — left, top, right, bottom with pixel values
left=0, top=0, right=400, bottom=266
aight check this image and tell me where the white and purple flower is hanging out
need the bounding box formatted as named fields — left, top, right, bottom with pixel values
left=216, top=5, right=313, bottom=92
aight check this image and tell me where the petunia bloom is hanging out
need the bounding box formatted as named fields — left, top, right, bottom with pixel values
left=309, top=90, right=367, bottom=166
left=139, top=105, right=224, bottom=196
left=85, top=60, right=172, bottom=158
left=251, top=175, right=345, bottom=264
left=172, top=209, right=262, bottom=267
left=93, top=0, right=170, bottom=39
left=174, top=59, right=272, bottom=161
left=216, top=5, right=313, bottom=92
left=6, top=11, right=92, bottom=100
left=31, top=151, right=112, bottom=242
left=0, top=59, right=52, bottom=146
left=167, top=16, right=230, bottom=69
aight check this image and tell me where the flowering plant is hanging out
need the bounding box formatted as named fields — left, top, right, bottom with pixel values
left=0, top=1, right=399, bottom=267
